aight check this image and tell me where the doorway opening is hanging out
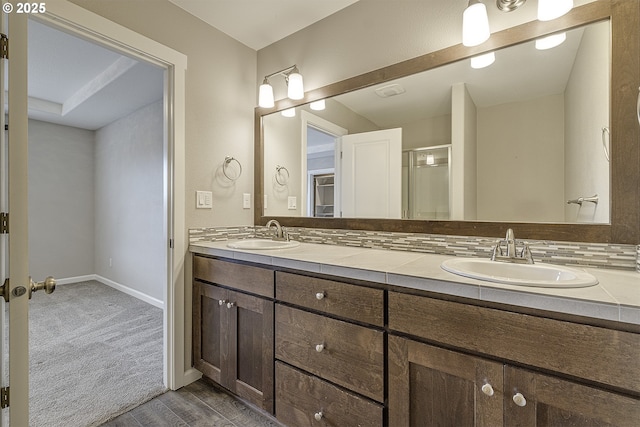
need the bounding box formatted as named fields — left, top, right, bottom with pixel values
left=300, top=111, right=347, bottom=217
left=24, top=16, right=167, bottom=425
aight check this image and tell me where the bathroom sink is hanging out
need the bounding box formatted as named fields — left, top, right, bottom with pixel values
left=227, top=239, right=300, bottom=250
left=441, top=258, right=598, bottom=288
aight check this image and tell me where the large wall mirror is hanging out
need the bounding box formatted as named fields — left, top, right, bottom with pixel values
left=255, top=1, right=639, bottom=244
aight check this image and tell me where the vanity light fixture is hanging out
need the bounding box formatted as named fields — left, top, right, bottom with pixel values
left=535, top=32, right=567, bottom=50
left=471, top=51, right=495, bottom=68
left=462, top=1, right=573, bottom=48
left=462, top=0, right=490, bottom=47
left=310, top=99, right=326, bottom=111
left=258, top=64, right=304, bottom=108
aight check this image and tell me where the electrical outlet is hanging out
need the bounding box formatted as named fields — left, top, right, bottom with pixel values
left=287, top=196, right=297, bottom=210
left=243, top=193, right=251, bottom=209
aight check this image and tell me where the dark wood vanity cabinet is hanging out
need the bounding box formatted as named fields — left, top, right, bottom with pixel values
left=192, top=256, right=275, bottom=413
left=388, top=291, right=640, bottom=427
left=192, top=256, right=640, bottom=426
left=274, top=271, right=385, bottom=426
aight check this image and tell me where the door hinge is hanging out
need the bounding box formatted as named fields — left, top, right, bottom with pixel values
left=169, top=238, right=173, bottom=249
left=0, top=33, right=7, bottom=60
left=0, top=212, right=8, bottom=234
left=0, top=386, right=9, bottom=409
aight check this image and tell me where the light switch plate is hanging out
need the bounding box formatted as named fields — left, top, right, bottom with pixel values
left=243, top=193, right=251, bottom=209
left=264, top=194, right=268, bottom=210
left=196, top=191, right=213, bottom=209
left=287, top=196, right=297, bottom=210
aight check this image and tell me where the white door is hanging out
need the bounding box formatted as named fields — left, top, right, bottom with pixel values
left=0, top=9, right=8, bottom=426
left=1, top=10, right=55, bottom=426
left=339, top=128, right=402, bottom=218
left=4, top=9, right=30, bottom=426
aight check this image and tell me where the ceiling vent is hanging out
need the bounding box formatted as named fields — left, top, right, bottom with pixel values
left=374, top=83, right=406, bottom=98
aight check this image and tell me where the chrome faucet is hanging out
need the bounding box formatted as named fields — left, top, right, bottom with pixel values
left=265, top=219, right=288, bottom=241
left=491, top=228, right=534, bottom=264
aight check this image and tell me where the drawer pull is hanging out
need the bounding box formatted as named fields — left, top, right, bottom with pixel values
left=315, top=343, right=325, bottom=353
left=226, top=302, right=236, bottom=309
left=218, top=299, right=226, bottom=306
left=315, top=292, right=325, bottom=300
left=481, top=383, right=494, bottom=396
left=512, top=392, right=527, bottom=407
left=314, top=411, right=323, bottom=421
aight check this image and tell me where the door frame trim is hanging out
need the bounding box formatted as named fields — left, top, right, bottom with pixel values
left=35, top=1, right=188, bottom=390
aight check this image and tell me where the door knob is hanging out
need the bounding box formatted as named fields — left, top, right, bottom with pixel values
left=29, top=276, right=56, bottom=299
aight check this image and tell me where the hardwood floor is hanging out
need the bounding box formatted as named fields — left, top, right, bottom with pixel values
left=101, top=379, right=284, bottom=427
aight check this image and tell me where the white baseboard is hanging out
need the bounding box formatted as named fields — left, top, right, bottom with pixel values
left=55, top=275, right=97, bottom=285
left=56, top=274, right=164, bottom=309
left=96, top=275, right=164, bottom=309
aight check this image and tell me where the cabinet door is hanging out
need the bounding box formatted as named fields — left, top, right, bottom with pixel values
left=227, top=289, right=275, bottom=413
left=504, top=366, right=640, bottom=427
left=388, top=335, right=503, bottom=427
left=193, top=281, right=228, bottom=385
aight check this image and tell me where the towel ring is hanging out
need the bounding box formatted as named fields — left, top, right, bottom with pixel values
left=601, top=127, right=610, bottom=162
left=223, top=156, right=242, bottom=181
left=275, top=165, right=290, bottom=186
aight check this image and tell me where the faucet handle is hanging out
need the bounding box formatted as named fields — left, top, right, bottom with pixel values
left=491, top=241, right=503, bottom=260
left=520, top=244, right=534, bottom=264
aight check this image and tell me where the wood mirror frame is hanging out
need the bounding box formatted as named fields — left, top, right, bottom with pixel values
left=255, top=1, right=639, bottom=244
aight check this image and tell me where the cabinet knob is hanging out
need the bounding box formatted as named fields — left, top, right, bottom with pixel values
left=481, top=383, right=494, bottom=396
left=218, top=299, right=226, bottom=306
left=315, top=292, right=325, bottom=300
left=314, top=411, right=323, bottom=421
left=512, top=392, right=527, bottom=407
left=315, top=343, right=325, bottom=353
left=227, top=302, right=235, bottom=309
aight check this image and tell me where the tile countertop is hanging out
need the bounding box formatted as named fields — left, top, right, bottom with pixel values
left=189, top=240, right=640, bottom=326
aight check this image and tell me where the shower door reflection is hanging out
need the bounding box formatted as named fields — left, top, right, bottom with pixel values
left=403, top=145, right=451, bottom=220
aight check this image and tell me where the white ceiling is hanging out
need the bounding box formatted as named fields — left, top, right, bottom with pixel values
left=167, top=0, right=360, bottom=50
left=27, top=19, right=165, bottom=130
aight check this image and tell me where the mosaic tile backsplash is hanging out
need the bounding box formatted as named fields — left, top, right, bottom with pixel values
left=189, top=226, right=640, bottom=271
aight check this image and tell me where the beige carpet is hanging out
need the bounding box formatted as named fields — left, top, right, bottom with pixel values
left=27, top=280, right=166, bottom=426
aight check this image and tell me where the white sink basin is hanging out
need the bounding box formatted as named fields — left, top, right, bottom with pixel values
left=441, top=258, right=598, bottom=288
left=227, top=239, right=300, bottom=250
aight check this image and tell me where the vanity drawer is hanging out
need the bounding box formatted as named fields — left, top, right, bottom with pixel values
left=276, top=271, right=384, bottom=326
left=275, top=362, right=383, bottom=427
left=193, top=256, right=274, bottom=298
left=275, top=304, right=384, bottom=402
left=388, top=291, right=640, bottom=394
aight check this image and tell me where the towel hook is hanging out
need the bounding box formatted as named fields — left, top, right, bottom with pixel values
left=601, top=127, right=610, bottom=162
left=222, top=156, right=242, bottom=181
left=275, top=165, right=290, bottom=186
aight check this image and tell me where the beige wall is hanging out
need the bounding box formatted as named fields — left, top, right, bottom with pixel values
left=564, top=21, right=610, bottom=223
left=70, top=0, right=257, bottom=229
left=477, top=94, right=565, bottom=222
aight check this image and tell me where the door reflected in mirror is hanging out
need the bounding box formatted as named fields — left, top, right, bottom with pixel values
left=262, top=20, right=610, bottom=224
